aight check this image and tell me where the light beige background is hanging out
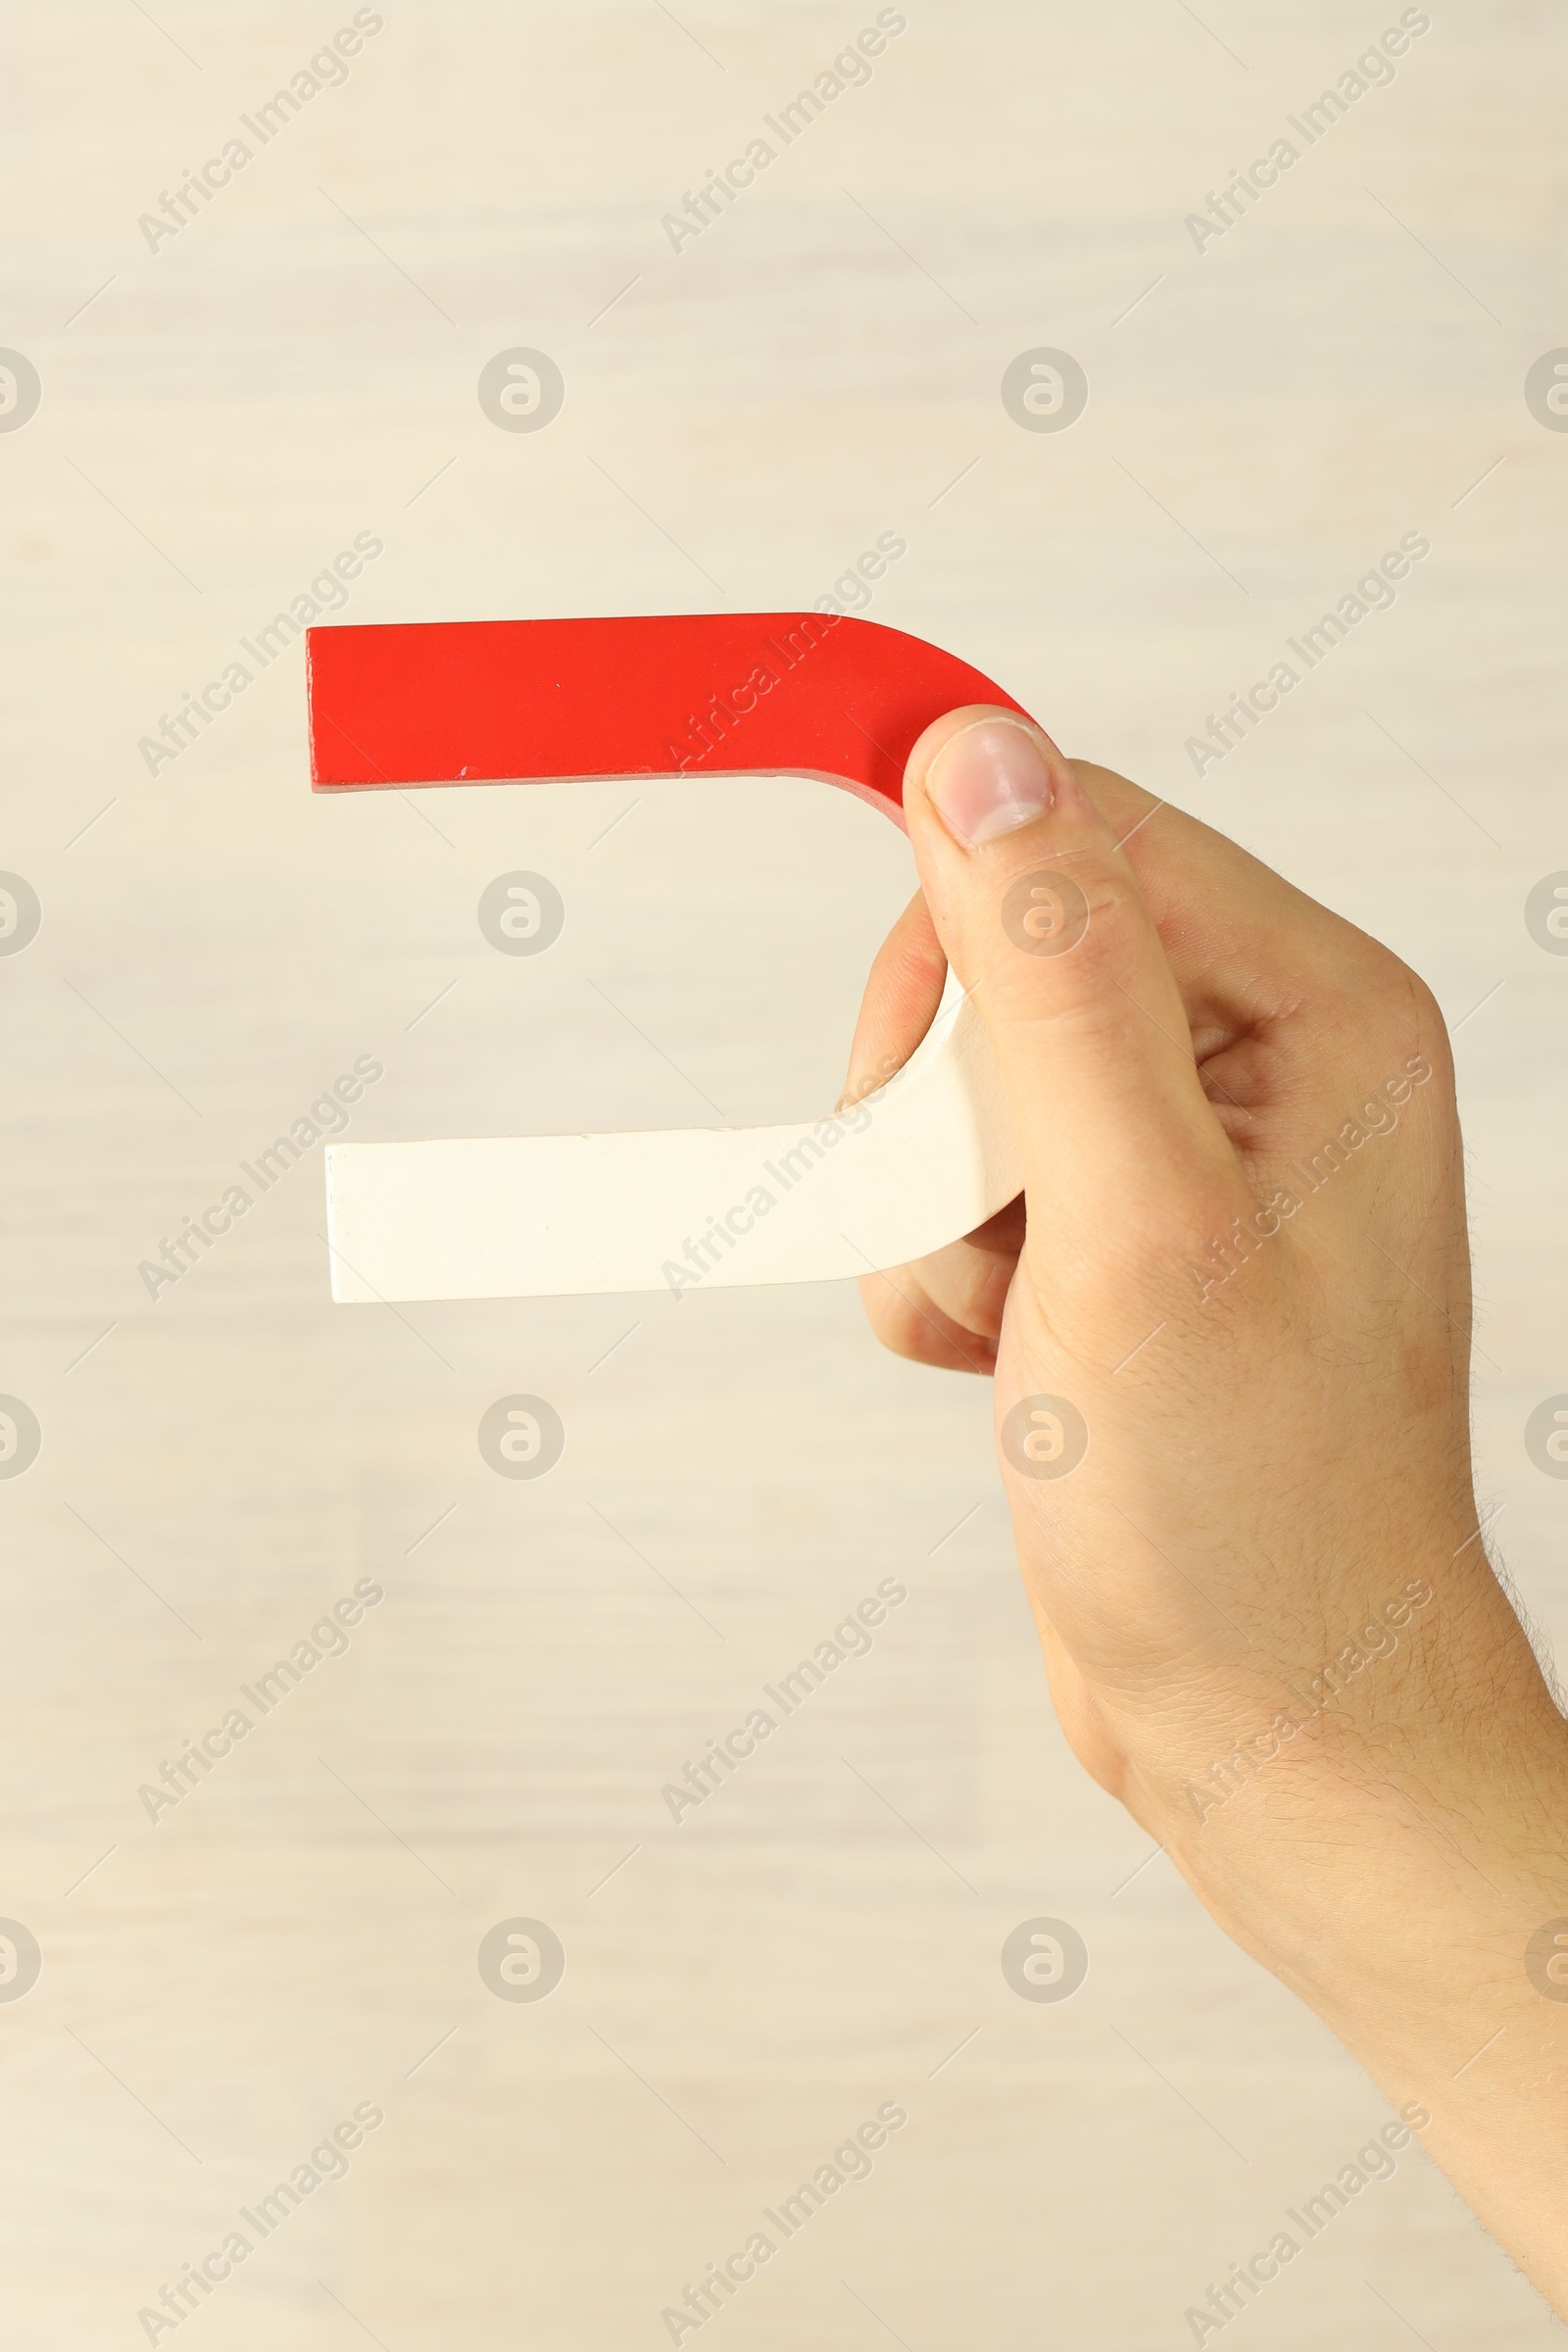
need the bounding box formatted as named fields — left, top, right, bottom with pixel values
left=2, top=1, right=1565, bottom=2345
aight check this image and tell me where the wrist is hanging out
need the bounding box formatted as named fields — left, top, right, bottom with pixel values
left=1150, top=1626, right=1568, bottom=2027
left=1159, top=1688, right=1568, bottom=2316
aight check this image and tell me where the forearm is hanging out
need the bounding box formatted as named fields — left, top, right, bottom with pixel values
left=1152, top=1609, right=1568, bottom=2314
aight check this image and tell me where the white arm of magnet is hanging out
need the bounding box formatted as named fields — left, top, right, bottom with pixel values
left=324, top=969, right=1021, bottom=1303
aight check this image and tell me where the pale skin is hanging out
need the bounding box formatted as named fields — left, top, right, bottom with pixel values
left=844, top=707, right=1568, bottom=2317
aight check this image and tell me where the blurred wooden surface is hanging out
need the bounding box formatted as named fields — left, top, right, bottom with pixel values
left=1, top=2, right=1565, bottom=2344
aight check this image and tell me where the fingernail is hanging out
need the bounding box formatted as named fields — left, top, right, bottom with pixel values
left=924, top=718, right=1054, bottom=848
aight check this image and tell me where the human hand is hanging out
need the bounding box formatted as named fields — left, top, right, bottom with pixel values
left=846, top=707, right=1568, bottom=2314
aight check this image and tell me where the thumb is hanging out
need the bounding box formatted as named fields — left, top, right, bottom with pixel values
left=902, top=706, right=1242, bottom=1247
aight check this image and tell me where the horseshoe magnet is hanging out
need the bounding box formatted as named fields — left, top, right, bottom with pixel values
left=308, top=612, right=1027, bottom=1302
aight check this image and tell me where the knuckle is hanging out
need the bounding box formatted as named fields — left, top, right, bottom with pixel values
left=858, top=1272, right=934, bottom=1364
left=1347, top=954, right=1455, bottom=1093
left=1056, top=848, right=1144, bottom=939
left=990, top=849, right=1146, bottom=981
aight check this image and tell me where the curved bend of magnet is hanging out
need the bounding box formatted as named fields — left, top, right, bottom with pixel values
left=308, top=612, right=1027, bottom=1302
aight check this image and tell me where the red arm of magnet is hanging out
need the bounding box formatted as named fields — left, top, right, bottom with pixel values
left=306, top=612, right=1031, bottom=826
